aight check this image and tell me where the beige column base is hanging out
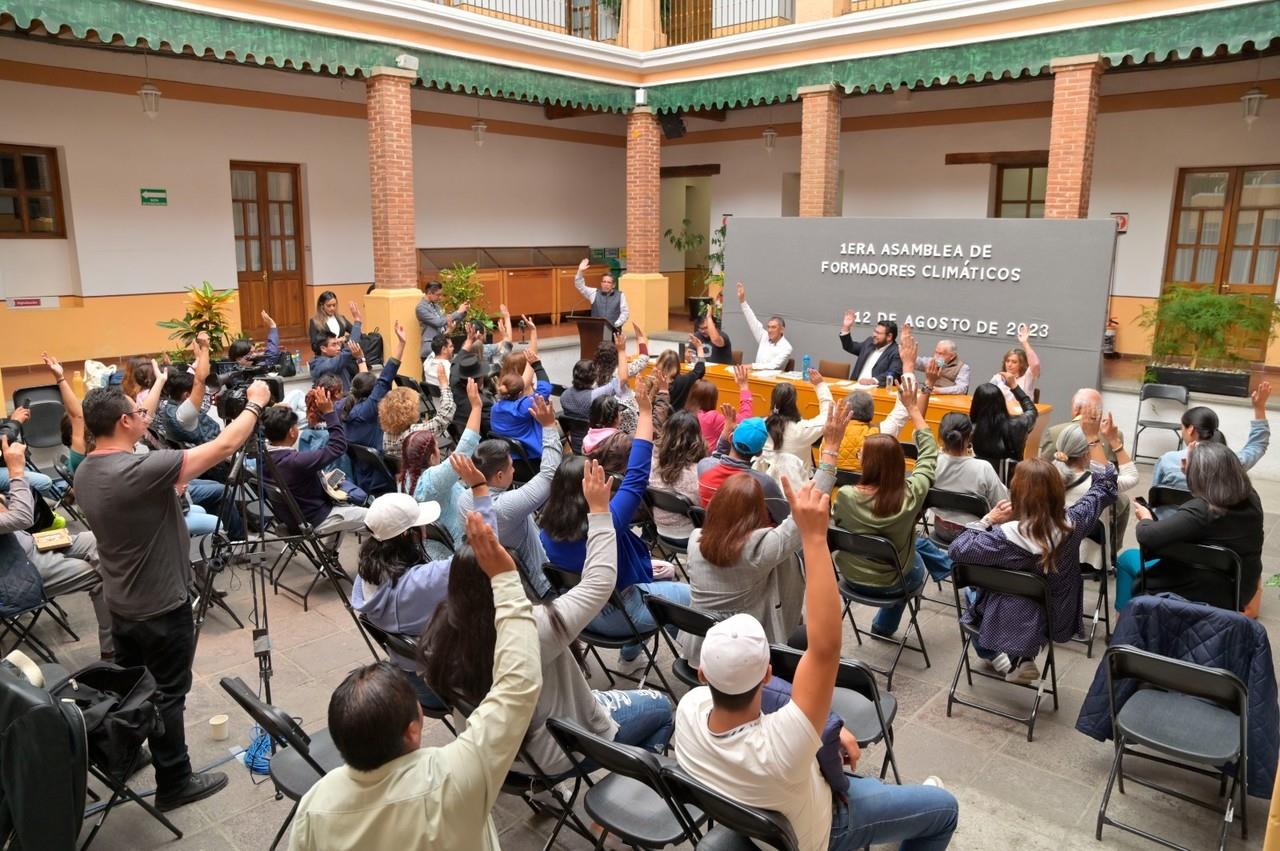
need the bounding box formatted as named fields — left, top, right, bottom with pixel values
left=364, top=287, right=425, bottom=380
left=620, top=273, right=670, bottom=335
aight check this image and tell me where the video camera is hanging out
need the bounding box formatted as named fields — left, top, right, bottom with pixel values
left=215, top=366, right=285, bottom=421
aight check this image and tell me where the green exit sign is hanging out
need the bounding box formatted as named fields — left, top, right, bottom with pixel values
left=140, top=188, right=167, bottom=206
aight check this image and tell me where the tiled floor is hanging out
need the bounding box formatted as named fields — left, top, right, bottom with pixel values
left=29, top=467, right=1278, bottom=850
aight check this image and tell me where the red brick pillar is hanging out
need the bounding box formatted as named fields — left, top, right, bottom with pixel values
left=798, top=84, right=842, bottom=218
left=366, top=67, right=418, bottom=288
left=626, top=106, right=661, bottom=274
left=1045, top=55, right=1104, bottom=220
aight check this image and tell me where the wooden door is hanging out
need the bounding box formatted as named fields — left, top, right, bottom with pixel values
left=231, top=163, right=306, bottom=340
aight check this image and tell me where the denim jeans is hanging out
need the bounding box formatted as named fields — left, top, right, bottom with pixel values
left=847, top=557, right=926, bottom=635
left=184, top=505, right=219, bottom=536
left=593, top=688, right=674, bottom=754
left=915, top=536, right=953, bottom=584
left=186, top=478, right=245, bottom=540
left=1115, top=548, right=1160, bottom=610
left=588, top=581, right=691, bottom=662
left=830, top=774, right=959, bottom=851
left=409, top=671, right=449, bottom=712
left=0, top=468, right=59, bottom=497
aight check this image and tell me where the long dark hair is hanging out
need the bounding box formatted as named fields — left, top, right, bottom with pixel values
left=765, top=383, right=801, bottom=449
left=357, top=530, right=424, bottom=588
left=342, top=372, right=376, bottom=420
left=970, top=384, right=1012, bottom=459
left=939, top=412, right=973, bottom=455
left=540, top=456, right=589, bottom=542
left=859, top=433, right=907, bottom=517
left=1008, top=458, right=1072, bottom=572
left=1182, top=406, right=1227, bottom=445
left=656, top=411, right=706, bottom=486
left=398, top=430, right=439, bottom=496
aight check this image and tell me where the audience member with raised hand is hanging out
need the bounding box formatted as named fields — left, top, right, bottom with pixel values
left=1049, top=406, right=1137, bottom=570
left=684, top=403, right=847, bottom=664
left=832, top=381, right=948, bottom=637
left=1152, top=381, right=1271, bottom=490
left=697, top=400, right=790, bottom=524
left=560, top=356, right=621, bottom=423
left=540, top=380, right=691, bottom=673
left=158, top=331, right=221, bottom=451
left=583, top=395, right=623, bottom=456
left=928, top=412, right=1009, bottom=543
left=575, top=256, right=630, bottom=330
left=1119, top=441, right=1264, bottom=615
left=491, top=339, right=554, bottom=459
left=291, top=511, right=541, bottom=851
left=839, top=308, right=903, bottom=387
left=911, top=339, right=970, bottom=394
left=422, top=334, right=454, bottom=389
left=261, top=388, right=369, bottom=536
left=675, top=476, right=959, bottom=851
left=311, top=309, right=366, bottom=392
left=460, top=396, right=562, bottom=599
left=343, top=319, right=407, bottom=452
left=870, top=322, right=935, bottom=440
left=689, top=364, right=755, bottom=450
left=354, top=453, right=496, bottom=711
left=737, top=282, right=793, bottom=370
left=692, top=309, right=734, bottom=366
left=75, top=378, right=273, bottom=811
left=44, top=351, right=88, bottom=481
left=969, top=363, right=1037, bottom=478
left=755, top=367, right=833, bottom=487
left=948, top=442, right=1116, bottom=684
left=992, top=323, right=1041, bottom=406
left=657, top=338, right=705, bottom=412
left=648, top=410, right=709, bottom=541
left=380, top=361, right=456, bottom=462
left=401, top=379, right=484, bottom=556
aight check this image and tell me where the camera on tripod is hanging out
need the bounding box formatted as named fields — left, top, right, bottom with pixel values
left=216, top=367, right=285, bottom=421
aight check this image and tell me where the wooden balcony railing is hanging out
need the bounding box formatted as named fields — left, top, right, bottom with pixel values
left=663, top=0, right=795, bottom=44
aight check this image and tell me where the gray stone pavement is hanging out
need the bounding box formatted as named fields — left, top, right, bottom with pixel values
left=27, top=467, right=1277, bottom=850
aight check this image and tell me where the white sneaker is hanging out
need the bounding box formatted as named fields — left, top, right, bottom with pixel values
left=615, top=652, right=648, bottom=677
left=984, top=653, right=1013, bottom=675
left=922, top=776, right=945, bottom=789
left=1005, top=660, right=1041, bottom=685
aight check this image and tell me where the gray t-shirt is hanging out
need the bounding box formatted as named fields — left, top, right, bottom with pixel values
left=74, top=449, right=190, bottom=619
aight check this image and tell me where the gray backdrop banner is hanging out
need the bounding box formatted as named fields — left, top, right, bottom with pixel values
left=721, top=217, right=1117, bottom=418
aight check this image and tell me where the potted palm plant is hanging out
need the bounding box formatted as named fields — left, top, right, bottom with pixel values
left=157, top=281, right=237, bottom=357
left=439, top=262, right=493, bottom=349
left=1138, top=286, right=1280, bottom=396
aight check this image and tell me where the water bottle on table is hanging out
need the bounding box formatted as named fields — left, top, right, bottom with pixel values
left=801, top=354, right=811, bottom=377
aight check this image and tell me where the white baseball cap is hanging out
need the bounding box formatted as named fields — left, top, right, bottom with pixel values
left=365, top=493, right=442, bottom=541
left=699, top=613, right=770, bottom=695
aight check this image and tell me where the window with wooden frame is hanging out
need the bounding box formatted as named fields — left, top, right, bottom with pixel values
left=995, top=164, right=1048, bottom=218
left=0, top=144, right=65, bottom=238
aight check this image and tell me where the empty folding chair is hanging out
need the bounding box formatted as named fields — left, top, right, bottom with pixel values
left=1095, top=646, right=1249, bottom=851
left=221, top=676, right=344, bottom=851
left=546, top=717, right=707, bottom=848
left=661, top=764, right=800, bottom=851
left=644, top=595, right=722, bottom=689
left=828, top=527, right=930, bottom=690
left=1131, top=383, right=1189, bottom=463
left=768, top=644, right=901, bottom=784
left=946, top=562, right=1058, bottom=741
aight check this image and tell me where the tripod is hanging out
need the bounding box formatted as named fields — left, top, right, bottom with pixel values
left=194, top=421, right=376, bottom=702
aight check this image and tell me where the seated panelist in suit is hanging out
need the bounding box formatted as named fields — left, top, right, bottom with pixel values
left=838, top=309, right=903, bottom=387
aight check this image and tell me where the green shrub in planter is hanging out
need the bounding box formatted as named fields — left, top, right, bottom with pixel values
left=1138, top=285, right=1280, bottom=370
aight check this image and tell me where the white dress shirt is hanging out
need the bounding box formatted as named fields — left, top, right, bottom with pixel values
left=740, top=301, right=793, bottom=369
left=857, top=346, right=886, bottom=382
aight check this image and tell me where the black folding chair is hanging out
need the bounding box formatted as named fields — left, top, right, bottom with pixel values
left=487, top=434, right=540, bottom=485
left=918, top=488, right=989, bottom=608
left=1096, top=646, right=1249, bottom=851
left=542, top=564, right=673, bottom=696
left=643, top=488, right=705, bottom=573
left=357, top=615, right=455, bottom=734
left=546, top=717, right=707, bottom=848
left=828, top=527, right=930, bottom=690
left=1131, top=383, right=1189, bottom=463
left=347, top=443, right=397, bottom=498
left=220, top=676, right=344, bottom=851
left=1148, top=484, right=1193, bottom=520
left=768, top=644, right=901, bottom=784
left=1136, top=540, right=1243, bottom=612
left=560, top=415, right=590, bottom=455
left=1072, top=520, right=1112, bottom=658
left=51, top=454, right=88, bottom=526
left=946, top=562, right=1058, bottom=741
left=0, top=548, right=60, bottom=664
left=899, top=442, right=918, bottom=461
left=644, top=595, right=722, bottom=689
left=13, top=383, right=61, bottom=408
left=17, top=399, right=65, bottom=449
left=660, top=764, right=800, bottom=851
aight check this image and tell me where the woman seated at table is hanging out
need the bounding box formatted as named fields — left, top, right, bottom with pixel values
left=929, top=412, right=1008, bottom=544
left=831, top=385, right=950, bottom=637
left=682, top=408, right=846, bottom=664
left=991, top=323, right=1041, bottom=411
left=647, top=411, right=707, bottom=542
left=540, top=382, right=690, bottom=673
left=970, top=379, right=1037, bottom=480
left=948, top=453, right=1116, bottom=684
left=1117, top=441, right=1263, bottom=616
left=655, top=347, right=705, bottom=412
left=686, top=364, right=754, bottom=450
left=753, top=368, right=832, bottom=488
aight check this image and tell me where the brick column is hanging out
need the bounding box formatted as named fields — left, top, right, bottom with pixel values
left=1045, top=55, right=1104, bottom=220
left=621, top=105, right=668, bottom=331
left=798, top=84, right=842, bottom=218
left=366, top=66, right=418, bottom=288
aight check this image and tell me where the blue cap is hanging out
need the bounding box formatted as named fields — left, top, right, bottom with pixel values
left=732, top=417, right=768, bottom=456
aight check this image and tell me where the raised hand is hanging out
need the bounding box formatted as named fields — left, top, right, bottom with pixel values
left=348, top=341, right=364, bottom=361
left=394, top=319, right=406, bottom=345
left=578, top=258, right=590, bottom=273
left=1079, top=400, right=1102, bottom=439
left=261, top=310, right=276, bottom=329
left=1100, top=412, right=1120, bottom=447
left=842, top=309, right=855, bottom=334
left=808, top=368, right=824, bottom=386
left=41, top=351, right=64, bottom=381
left=720, top=402, right=738, bottom=430
left=309, top=386, right=335, bottom=415
left=781, top=476, right=831, bottom=540
left=1253, top=380, right=1271, bottom=417
left=348, top=301, right=362, bottom=321
left=897, top=381, right=918, bottom=414
left=923, top=357, right=941, bottom=387
left=531, top=395, right=558, bottom=428
left=435, top=363, right=448, bottom=387
left=1, top=436, right=27, bottom=476
left=1017, top=323, right=1030, bottom=347
left=653, top=368, right=670, bottom=395
left=635, top=377, right=652, bottom=412
left=733, top=364, right=751, bottom=388
left=465, top=377, right=481, bottom=408
left=736, top=282, right=746, bottom=304
left=582, top=458, right=611, bottom=514
left=195, top=331, right=210, bottom=350
left=631, top=322, right=647, bottom=346
left=466, top=511, right=516, bottom=579
left=614, top=328, right=627, bottom=352
left=823, top=398, right=852, bottom=450
left=899, top=330, right=918, bottom=367
left=450, top=452, right=487, bottom=487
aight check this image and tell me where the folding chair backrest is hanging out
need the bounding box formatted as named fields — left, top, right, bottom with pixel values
left=20, top=400, right=67, bottom=448
left=546, top=716, right=667, bottom=792
left=767, top=644, right=879, bottom=704
left=923, top=488, right=989, bottom=518
left=13, top=384, right=61, bottom=408
left=899, top=442, right=918, bottom=461
left=1105, top=645, right=1246, bottom=715
left=358, top=614, right=419, bottom=660
left=834, top=469, right=862, bottom=488
left=827, top=528, right=906, bottom=585
left=1148, top=486, right=1193, bottom=509
left=1137, top=541, right=1242, bottom=611
left=260, top=478, right=313, bottom=534
left=645, top=596, right=721, bottom=638
left=1139, top=383, right=1190, bottom=406
left=348, top=443, right=397, bottom=494
left=560, top=415, right=590, bottom=454
left=645, top=488, right=698, bottom=519
left=422, top=522, right=455, bottom=554
left=660, top=765, right=799, bottom=851
left=219, top=676, right=327, bottom=775
left=543, top=563, right=582, bottom=593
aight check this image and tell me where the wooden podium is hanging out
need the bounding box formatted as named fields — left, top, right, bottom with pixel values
left=571, top=316, right=615, bottom=360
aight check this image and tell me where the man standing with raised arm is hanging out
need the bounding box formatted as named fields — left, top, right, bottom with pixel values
left=735, top=282, right=793, bottom=369
left=575, top=257, right=630, bottom=330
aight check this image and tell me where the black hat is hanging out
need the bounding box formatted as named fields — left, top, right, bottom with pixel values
left=452, top=351, right=494, bottom=381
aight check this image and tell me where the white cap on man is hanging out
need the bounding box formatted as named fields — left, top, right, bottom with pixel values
left=699, top=613, right=770, bottom=695
left=365, top=493, right=441, bottom=541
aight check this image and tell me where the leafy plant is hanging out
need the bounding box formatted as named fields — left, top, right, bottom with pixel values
left=664, top=218, right=705, bottom=255
left=1138, top=286, right=1280, bottom=370
left=157, top=281, right=236, bottom=355
left=439, top=263, right=493, bottom=329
